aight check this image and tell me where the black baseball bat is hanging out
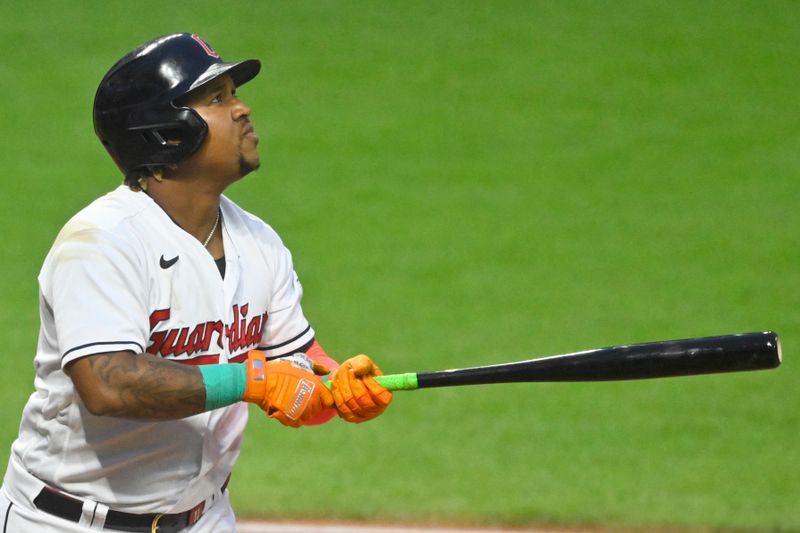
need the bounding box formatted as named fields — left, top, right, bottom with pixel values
left=367, top=331, right=781, bottom=391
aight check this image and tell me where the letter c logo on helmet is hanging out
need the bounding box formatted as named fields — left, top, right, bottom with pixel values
left=191, top=34, right=220, bottom=58
left=93, top=33, right=260, bottom=180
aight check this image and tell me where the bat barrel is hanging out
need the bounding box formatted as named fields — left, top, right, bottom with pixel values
left=415, top=331, right=781, bottom=388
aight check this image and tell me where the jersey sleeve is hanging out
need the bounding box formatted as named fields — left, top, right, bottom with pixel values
left=45, top=228, right=150, bottom=368
left=258, top=245, right=315, bottom=357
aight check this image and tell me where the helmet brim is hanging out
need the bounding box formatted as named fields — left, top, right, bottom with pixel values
left=188, top=58, right=261, bottom=92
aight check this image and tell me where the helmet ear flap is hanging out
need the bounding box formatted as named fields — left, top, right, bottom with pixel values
left=130, top=108, right=207, bottom=149
left=124, top=107, right=208, bottom=171
left=139, top=127, right=184, bottom=147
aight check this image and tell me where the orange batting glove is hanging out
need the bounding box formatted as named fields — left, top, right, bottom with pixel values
left=243, top=351, right=334, bottom=428
left=330, top=354, right=393, bottom=423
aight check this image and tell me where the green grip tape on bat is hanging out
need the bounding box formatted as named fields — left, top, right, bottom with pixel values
left=375, top=373, right=418, bottom=391
left=322, top=372, right=419, bottom=391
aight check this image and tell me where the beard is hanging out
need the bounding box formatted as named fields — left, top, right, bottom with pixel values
left=238, top=154, right=260, bottom=177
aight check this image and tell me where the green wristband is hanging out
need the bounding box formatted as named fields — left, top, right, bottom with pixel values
left=199, top=363, right=247, bottom=411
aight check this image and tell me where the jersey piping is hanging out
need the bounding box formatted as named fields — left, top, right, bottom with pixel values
left=62, top=340, right=145, bottom=360
left=259, top=324, right=312, bottom=352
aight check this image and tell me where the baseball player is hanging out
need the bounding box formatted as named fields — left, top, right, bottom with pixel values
left=0, top=33, right=392, bottom=532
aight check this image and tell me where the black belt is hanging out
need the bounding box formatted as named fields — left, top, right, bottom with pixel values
left=33, top=476, right=230, bottom=532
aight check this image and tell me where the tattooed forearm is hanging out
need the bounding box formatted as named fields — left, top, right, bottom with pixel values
left=68, top=351, right=207, bottom=420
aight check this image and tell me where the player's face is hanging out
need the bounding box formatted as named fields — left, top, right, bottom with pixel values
left=180, top=74, right=260, bottom=180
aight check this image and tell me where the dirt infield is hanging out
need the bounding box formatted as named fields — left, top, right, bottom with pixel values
left=237, top=521, right=568, bottom=533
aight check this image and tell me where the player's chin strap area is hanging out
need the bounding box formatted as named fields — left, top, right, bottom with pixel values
left=32, top=475, right=230, bottom=532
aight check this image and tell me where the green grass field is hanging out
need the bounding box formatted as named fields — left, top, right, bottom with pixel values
left=1, top=1, right=798, bottom=531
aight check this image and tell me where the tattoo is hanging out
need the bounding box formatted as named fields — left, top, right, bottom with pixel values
left=84, top=352, right=206, bottom=419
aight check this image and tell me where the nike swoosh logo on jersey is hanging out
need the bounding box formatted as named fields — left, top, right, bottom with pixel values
left=159, top=255, right=179, bottom=269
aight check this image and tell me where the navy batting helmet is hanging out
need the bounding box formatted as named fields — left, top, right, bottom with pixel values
left=93, top=33, right=261, bottom=179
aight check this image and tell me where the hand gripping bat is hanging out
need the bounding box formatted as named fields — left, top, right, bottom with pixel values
left=363, top=331, right=782, bottom=391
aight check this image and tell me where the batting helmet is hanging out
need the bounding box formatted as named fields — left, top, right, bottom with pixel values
left=93, top=33, right=261, bottom=179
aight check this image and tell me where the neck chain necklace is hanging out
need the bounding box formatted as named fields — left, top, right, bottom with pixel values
left=202, top=210, right=221, bottom=248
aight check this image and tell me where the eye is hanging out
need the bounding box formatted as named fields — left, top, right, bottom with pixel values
left=210, top=93, right=223, bottom=104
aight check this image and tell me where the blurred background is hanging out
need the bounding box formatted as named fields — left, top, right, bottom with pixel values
left=0, top=1, right=797, bottom=531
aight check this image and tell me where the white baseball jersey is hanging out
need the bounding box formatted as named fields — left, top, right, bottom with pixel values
left=4, top=185, right=315, bottom=514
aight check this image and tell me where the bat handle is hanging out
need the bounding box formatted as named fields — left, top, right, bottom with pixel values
left=322, top=372, right=419, bottom=391
left=376, top=373, right=419, bottom=391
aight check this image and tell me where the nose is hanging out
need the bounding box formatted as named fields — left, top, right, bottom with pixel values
left=232, top=97, right=252, bottom=120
